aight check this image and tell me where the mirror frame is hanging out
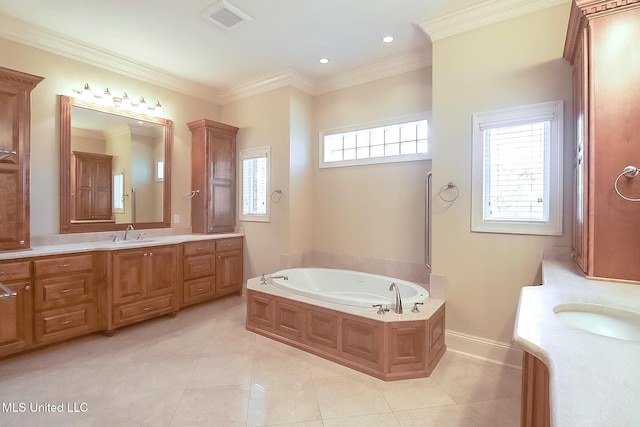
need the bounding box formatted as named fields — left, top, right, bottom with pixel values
left=58, top=95, right=172, bottom=234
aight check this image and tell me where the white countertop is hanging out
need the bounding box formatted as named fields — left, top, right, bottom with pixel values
left=513, top=250, right=640, bottom=426
left=0, top=232, right=244, bottom=261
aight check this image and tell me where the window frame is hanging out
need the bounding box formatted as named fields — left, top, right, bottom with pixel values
left=471, top=100, right=563, bottom=236
left=239, top=145, right=271, bottom=223
left=318, top=113, right=431, bottom=169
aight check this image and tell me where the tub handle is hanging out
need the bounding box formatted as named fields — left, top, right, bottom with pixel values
left=372, top=304, right=386, bottom=315
left=412, top=302, right=424, bottom=313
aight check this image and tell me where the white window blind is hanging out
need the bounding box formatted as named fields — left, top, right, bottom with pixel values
left=471, top=101, right=563, bottom=236
left=239, top=146, right=270, bottom=222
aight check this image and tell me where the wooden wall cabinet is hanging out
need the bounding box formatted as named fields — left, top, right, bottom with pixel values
left=0, top=67, right=43, bottom=252
left=0, top=260, right=33, bottom=357
left=565, top=1, right=640, bottom=282
left=521, top=351, right=551, bottom=427
left=110, top=245, right=177, bottom=330
left=71, top=151, right=113, bottom=221
left=187, top=119, right=239, bottom=234
left=33, top=254, right=97, bottom=344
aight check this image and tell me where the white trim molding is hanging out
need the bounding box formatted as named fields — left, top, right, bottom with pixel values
left=446, top=329, right=523, bottom=368
left=419, top=0, right=570, bottom=41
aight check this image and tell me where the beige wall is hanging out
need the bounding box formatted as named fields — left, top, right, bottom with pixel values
left=430, top=4, right=573, bottom=352
left=0, top=37, right=221, bottom=236
left=312, top=68, right=432, bottom=282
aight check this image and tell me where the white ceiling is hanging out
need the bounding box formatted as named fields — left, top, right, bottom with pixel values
left=0, top=0, right=486, bottom=98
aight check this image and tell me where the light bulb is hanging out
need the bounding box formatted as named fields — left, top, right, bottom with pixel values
left=154, top=101, right=164, bottom=117
left=81, top=83, right=93, bottom=100
left=121, top=93, right=132, bottom=109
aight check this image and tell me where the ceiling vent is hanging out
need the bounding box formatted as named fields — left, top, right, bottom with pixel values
left=201, top=0, right=252, bottom=30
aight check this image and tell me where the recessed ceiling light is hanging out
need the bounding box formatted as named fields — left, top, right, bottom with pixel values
left=382, top=36, right=394, bottom=43
left=319, top=58, right=330, bottom=64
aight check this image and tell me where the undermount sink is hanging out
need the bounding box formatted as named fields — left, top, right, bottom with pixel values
left=112, top=239, right=155, bottom=245
left=554, top=304, right=640, bottom=342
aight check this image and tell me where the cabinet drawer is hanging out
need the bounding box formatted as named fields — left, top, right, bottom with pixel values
left=183, top=255, right=215, bottom=280
left=34, top=303, right=97, bottom=344
left=34, top=272, right=94, bottom=311
left=114, top=294, right=176, bottom=327
left=35, top=254, right=93, bottom=276
left=183, top=240, right=216, bottom=256
left=183, top=276, right=215, bottom=305
left=0, top=260, right=31, bottom=281
left=215, top=238, right=242, bottom=252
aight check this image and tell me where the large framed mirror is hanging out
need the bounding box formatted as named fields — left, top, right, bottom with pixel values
left=59, top=95, right=172, bottom=233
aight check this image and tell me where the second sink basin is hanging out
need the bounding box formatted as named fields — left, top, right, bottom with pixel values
left=554, top=303, right=640, bottom=342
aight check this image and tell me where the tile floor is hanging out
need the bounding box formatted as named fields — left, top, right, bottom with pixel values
left=0, top=295, right=522, bottom=426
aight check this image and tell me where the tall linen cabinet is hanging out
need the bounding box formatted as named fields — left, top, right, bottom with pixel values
left=188, top=119, right=239, bottom=234
left=564, top=0, right=640, bottom=282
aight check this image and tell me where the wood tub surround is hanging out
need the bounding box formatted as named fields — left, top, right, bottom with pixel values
left=246, top=287, right=446, bottom=381
left=0, top=235, right=243, bottom=359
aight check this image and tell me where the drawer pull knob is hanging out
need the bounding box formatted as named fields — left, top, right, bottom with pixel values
left=60, top=289, right=72, bottom=294
left=59, top=263, right=72, bottom=268
left=61, top=320, right=72, bottom=325
left=24, top=285, right=31, bottom=291
left=0, top=272, right=5, bottom=275
left=197, top=287, right=204, bottom=291
left=143, top=306, right=153, bottom=311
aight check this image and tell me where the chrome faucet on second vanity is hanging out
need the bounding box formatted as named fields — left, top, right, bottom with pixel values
left=124, top=224, right=134, bottom=241
left=389, top=282, right=403, bottom=314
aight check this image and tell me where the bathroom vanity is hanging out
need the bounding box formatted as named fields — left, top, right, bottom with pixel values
left=0, top=233, right=243, bottom=358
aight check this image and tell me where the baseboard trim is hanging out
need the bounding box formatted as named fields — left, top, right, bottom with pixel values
left=445, top=330, right=523, bottom=368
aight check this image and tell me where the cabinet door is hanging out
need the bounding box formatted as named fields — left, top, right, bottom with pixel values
left=0, top=280, right=33, bottom=357
left=215, top=249, right=242, bottom=295
left=0, top=68, right=43, bottom=251
left=73, top=153, right=112, bottom=221
left=147, top=246, right=177, bottom=298
left=112, top=250, right=147, bottom=304
left=207, top=131, right=236, bottom=233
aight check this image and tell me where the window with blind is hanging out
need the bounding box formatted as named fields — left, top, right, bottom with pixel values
left=239, top=146, right=270, bottom=222
left=471, top=101, right=563, bottom=235
left=319, top=114, right=430, bottom=168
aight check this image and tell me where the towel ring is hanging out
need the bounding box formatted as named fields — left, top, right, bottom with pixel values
left=271, top=189, right=282, bottom=203
left=438, top=182, right=459, bottom=203
left=614, top=166, right=640, bottom=202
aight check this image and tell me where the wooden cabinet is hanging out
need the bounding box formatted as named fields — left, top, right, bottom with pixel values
left=0, top=67, right=43, bottom=252
left=215, top=237, right=243, bottom=296
left=71, top=151, right=113, bottom=221
left=187, top=119, right=239, bottom=234
left=0, top=260, right=32, bottom=357
left=111, top=245, right=177, bottom=329
left=181, top=237, right=243, bottom=307
left=33, top=254, right=97, bottom=344
left=521, top=351, right=550, bottom=427
left=181, top=240, right=216, bottom=307
left=565, top=1, right=640, bottom=282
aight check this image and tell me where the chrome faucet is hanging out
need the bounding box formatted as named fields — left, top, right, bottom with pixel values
left=389, top=283, right=403, bottom=314
left=260, top=274, right=289, bottom=285
left=124, top=224, right=134, bottom=240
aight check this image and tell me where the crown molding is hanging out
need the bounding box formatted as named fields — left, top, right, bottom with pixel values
left=219, top=68, right=316, bottom=105
left=313, top=47, right=431, bottom=96
left=420, top=0, right=570, bottom=41
left=0, top=13, right=221, bottom=104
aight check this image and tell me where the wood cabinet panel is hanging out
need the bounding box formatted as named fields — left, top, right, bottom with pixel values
left=247, top=292, right=274, bottom=328
left=275, top=300, right=304, bottom=338
left=72, top=152, right=113, bottom=221
left=342, top=318, right=382, bottom=368
left=0, top=280, right=32, bottom=357
left=0, top=260, right=30, bottom=281
left=521, top=351, right=550, bottom=427
left=183, top=254, right=215, bottom=280
left=34, top=302, right=97, bottom=344
left=390, top=322, right=425, bottom=367
left=34, top=272, right=94, bottom=311
left=183, top=240, right=216, bottom=256
left=306, top=309, right=338, bottom=349
left=183, top=276, right=215, bottom=305
left=0, top=66, right=43, bottom=252
left=147, top=247, right=177, bottom=297
left=114, top=294, right=175, bottom=327
left=215, top=248, right=242, bottom=295
left=188, top=119, right=239, bottom=234
left=34, top=254, right=93, bottom=276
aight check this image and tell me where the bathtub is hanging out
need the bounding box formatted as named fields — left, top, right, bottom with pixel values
left=270, top=268, right=428, bottom=310
left=246, top=267, right=446, bottom=381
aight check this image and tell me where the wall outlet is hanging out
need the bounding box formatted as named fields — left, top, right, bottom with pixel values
left=173, top=214, right=180, bottom=224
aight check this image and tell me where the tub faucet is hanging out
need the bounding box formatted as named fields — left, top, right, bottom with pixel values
left=389, top=283, right=403, bottom=314
left=124, top=224, right=134, bottom=240
left=260, top=274, right=289, bottom=285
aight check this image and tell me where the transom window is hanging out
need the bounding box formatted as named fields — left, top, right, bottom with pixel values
left=319, top=115, right=430, bottom=168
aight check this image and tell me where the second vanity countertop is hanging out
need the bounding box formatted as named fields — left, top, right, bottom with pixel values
left=513, top=249, right=640, bottom=427
left=0, top=232, right=244, bottom=261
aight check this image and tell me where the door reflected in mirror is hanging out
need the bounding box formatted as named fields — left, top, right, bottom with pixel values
left=59, top=95, right=172, bottom=234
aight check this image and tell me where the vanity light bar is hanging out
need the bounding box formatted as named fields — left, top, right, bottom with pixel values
left=74, top=83, right=164, bottom=117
